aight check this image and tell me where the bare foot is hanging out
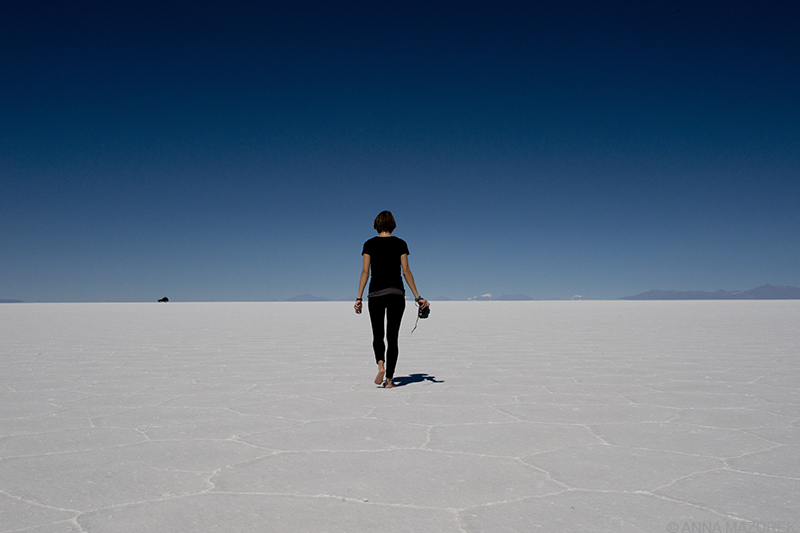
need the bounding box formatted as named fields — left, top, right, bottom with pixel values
left=384, top=378, right=394, bottom=388
left=374, top=368, right=385, bottom=385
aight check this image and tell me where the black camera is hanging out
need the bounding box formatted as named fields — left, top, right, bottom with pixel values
left=418, top=305, right=430, bottom=319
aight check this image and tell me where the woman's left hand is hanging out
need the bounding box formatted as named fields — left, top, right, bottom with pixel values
left=417, top=298, right=430, bottom=310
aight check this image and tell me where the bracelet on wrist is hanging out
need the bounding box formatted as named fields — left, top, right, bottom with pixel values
left=356, top=298, right=362, bottom=301
left=415, top=295, right=423, bottom=302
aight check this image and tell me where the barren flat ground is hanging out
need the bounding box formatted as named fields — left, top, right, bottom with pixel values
left=1, top=301, right=799, bottom=532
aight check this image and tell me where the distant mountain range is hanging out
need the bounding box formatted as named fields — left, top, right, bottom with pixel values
left=496, top=293, right=535, bottom=301
left=0, top=299, right=23, bottom=303
left=621, top=285, right=800, bottom=300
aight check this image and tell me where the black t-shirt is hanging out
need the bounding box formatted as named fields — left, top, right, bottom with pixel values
left=362, top=236, right=409, bottom=295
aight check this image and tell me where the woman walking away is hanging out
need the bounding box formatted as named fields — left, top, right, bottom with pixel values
left=355, top=211, right=429, bottom=388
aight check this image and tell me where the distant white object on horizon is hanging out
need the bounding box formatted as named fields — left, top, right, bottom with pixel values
left=572, top=295, right=582, bottom=300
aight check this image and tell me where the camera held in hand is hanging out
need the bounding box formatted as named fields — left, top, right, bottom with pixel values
left=418, top=305, right=430, bottom=319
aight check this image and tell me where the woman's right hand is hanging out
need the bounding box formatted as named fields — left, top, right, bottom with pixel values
left=354, top=300, right=363, bottom=314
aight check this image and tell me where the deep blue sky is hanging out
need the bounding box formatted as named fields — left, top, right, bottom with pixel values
left=2, top=1, right=798, bottom=301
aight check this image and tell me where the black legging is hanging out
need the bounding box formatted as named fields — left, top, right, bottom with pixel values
left=368, top=295, right=406, bottom=379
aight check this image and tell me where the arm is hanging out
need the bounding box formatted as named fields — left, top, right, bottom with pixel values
left=355, top=254, right=370, bottom=314
left=400, top=254, right=429, bottom=310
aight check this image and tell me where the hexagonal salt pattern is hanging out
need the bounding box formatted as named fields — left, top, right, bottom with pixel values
left=1, top=301, right=798, bottom=532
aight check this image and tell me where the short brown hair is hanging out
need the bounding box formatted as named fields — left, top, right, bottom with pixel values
left=373, top=211, right=396, bottom=233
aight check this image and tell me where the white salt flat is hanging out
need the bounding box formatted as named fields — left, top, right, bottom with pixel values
left=1, top=301, right=798, bottom=532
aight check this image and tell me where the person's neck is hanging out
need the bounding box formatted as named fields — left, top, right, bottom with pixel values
left=378, top=232, right=392, bottom=237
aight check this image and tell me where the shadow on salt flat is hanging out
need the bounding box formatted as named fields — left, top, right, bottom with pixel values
left=391, top=373, right=444, bottom=387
